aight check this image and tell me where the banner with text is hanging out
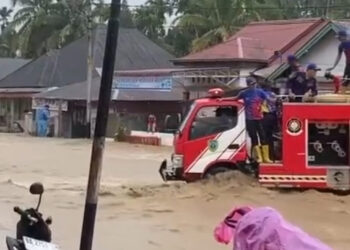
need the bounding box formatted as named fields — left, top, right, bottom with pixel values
left=113, top=76, right=173, bottom=90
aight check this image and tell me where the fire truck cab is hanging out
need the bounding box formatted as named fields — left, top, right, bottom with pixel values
left=159, top=89, right=350, bottom=191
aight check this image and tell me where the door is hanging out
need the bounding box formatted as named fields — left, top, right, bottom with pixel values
left=183, top=105, right=243, bottom=174
left=71, top=106, right=88, bottom=138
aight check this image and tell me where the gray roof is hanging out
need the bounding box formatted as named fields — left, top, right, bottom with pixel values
left=0, top=26, right=175, bottom=88
left=34, top=77, right=184, bottom=102
left=0, top=58, right=30, bottom=80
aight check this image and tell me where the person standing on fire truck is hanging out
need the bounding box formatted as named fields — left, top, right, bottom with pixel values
left=327, top=30, right=350, bottom=93
left=287, top=63, right=319, bottom=102
left=232, top=77, right=272, bottom=164
left=286, top=54, right=302, bottom=76
left=261, top=83, right=277, bottom=161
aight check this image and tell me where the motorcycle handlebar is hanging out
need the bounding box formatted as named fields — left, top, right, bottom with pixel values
left=14, top=206, right=39, bottom=224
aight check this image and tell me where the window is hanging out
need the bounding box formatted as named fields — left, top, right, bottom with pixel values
left=190, top=106, right=238, bottom=140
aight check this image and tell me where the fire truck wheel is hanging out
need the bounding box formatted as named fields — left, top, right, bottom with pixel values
left=203, top=166, right=234, bottom=179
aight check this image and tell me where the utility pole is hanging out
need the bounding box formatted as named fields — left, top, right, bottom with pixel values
left=79, top=1, right=121, bottom=250
left=325, top=0, right=330, bottom=18
left=86, top=0, right=93, bottom=138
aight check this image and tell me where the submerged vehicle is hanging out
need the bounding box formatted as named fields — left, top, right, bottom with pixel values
left=160, top=88, right=350, bottom=191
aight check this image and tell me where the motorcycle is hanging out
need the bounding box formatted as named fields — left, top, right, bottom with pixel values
left=6, top=182, right=60, bottom=250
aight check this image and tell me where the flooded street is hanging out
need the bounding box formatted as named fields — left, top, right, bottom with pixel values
left=0, top=134, right=349, bottom=249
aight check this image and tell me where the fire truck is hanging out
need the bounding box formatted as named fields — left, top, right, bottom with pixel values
left=159, top=89, right=350, bottom=190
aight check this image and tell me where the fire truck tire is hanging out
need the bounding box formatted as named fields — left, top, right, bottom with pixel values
left=203, top=166, right=234, bottom=179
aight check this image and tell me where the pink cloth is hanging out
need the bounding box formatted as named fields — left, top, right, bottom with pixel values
left=214, top=206, right=332, bottom=250
left=214, top=206, right=252, bottom=244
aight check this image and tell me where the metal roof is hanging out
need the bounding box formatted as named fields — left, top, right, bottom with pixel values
left=0, top=26, right=175, bottom=88
left=175, top=18, right=329, bottom=65
left=0, top=58, right=30, bottom=80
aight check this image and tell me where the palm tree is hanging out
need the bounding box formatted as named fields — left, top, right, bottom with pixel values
left=0, top=7, right=13, bottom=32
left=53, top=0, right=91, bottom=46
left=119, top=0, right=135, bottom=28
left=134, top=0, right=171, bottom=40
left=56, top=0, right=116, bottom=46
left=0, top=28, right=20, bottom=57
left=174, top=0, right=285, bottom=52
left=9, top=0, right=106, bottom=57
left=174, top=0, right=238, bottom=52
left=10, top=0, right=61, bottom=57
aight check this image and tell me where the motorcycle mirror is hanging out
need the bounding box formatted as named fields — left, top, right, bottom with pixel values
left=29, top=182, right=44, bottom=195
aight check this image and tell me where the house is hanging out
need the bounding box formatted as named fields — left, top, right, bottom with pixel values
left=0, top=26, right=176, bottom=132
left=33, top=69, right=185, bottom=138
left=0, top=58, right=31, bottom=130
left=173, top=18, right=344, bottom=94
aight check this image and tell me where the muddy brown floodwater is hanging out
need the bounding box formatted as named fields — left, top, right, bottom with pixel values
left=0, top=133, right=349, bottom=250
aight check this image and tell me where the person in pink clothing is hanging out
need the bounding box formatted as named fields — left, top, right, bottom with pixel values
left=214, top=206, right=332, bottom=250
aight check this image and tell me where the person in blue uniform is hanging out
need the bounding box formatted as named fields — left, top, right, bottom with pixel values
left=287, top=63, right=319, bottom=102
left=327, top=30, right=350, bottom=93
left=232, top=77, right=272, bottom=164
left=287, top=54, right=302, bottom=75
left=36, top=105, right=50, bottom=137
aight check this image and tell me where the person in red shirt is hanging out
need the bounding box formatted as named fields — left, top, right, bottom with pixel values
left=147, top=114, right=156, bottom=133
left=324, top=72, right=341, bottom=94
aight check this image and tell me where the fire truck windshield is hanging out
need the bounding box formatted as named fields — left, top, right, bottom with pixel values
left=190, top=106, right=238, bottom=140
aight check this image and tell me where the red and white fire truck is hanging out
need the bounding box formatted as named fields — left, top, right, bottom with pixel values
left=159, top=89, right=350, bottom=190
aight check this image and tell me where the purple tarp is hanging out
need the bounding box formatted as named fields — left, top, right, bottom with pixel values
left=214, top=206, right=332, bottom=250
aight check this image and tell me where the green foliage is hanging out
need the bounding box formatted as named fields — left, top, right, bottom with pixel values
left=0, top=0, right=135, bottom=58
left=2, top=0, right=350, bottom=59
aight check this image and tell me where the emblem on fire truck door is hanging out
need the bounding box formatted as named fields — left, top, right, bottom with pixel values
left=287, top=118, right=302, bottom=135
left=209, top=140, right=219, bottom=152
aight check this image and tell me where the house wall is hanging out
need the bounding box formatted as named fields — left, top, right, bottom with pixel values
left=0, top=97, right=32, bottom=131
left=173, top=62, right=265, bottom=92
left=89, top=101, right=184, bottom=137
left=88, top=101, right=184, bottom=138
left=37, top=99, right=183, bottom=138
left=299, top=31, right=345, bottom=76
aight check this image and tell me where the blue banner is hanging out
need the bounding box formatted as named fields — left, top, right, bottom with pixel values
left=113, top=76, right=173, bottom=90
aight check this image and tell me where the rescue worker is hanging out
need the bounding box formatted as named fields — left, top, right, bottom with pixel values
left=327, top=30, right=350, bottom=93
left=260, top=83, right=277, bottom=161
left=232, top=77, right=272, bottom=164
left=324, top=72, right=341, bottom=94
left=286, top=54, right=302, bottom=75
left=36, top=105, right=50, bottom=137
left=287, top=63, right=319, bottom=102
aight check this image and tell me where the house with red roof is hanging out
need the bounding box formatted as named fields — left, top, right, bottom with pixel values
left=173, top=18, right=345, bottom=93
